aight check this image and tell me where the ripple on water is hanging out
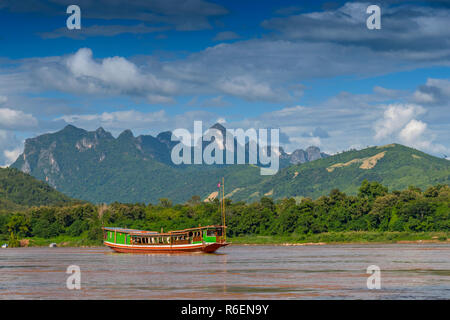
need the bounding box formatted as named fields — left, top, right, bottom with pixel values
left=0, top=244, right=449, bottom=299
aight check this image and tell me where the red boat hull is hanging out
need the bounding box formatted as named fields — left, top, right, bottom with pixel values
left=104, top=241, right=228, bottom=254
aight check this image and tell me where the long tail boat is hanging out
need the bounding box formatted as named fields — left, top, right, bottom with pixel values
left=102, top=178, right=229, bottom=254
left=102, top=225, right=228, bottom=253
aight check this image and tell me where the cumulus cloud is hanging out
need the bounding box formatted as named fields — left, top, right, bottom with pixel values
left=0, top=108, right=38, bottom=130
left=262, top=2, right=450, bottom=59
left=0, top=130, right=23, bottom=167
left=3, top=148, right=22, bottom=165
left=0, top=48, right=177, bottom=104
left=413, top=90, right=436, bottom=103
left=216, top=75, right=281, bottom=101
left=374, top=103, right=448, bottom=154
left=399, top=119, right=427, bottom=143
left=64, top=48, right=176, bottom=100
left=413, top=78, right=450, bottom=105
left=374, top=104, right=426, bottom=140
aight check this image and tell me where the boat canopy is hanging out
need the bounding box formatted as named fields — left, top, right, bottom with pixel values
left=102, top=227, right=158, bottom=234
left=102, top=225, right=225, bottom=236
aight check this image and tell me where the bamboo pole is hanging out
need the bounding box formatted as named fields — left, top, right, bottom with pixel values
left=222, top=177, right=226, bottom=241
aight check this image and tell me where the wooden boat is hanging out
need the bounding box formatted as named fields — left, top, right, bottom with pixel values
left=103, top=178, right=229, bottom=254
left=102, top=225, right=228, bottom=253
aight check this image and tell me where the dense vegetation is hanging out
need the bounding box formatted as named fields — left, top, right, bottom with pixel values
left=1, top=181, right=448, bottom=246
left=235, top=144, right=450, bottom=202
left=0, top=167, right=78, bottom=212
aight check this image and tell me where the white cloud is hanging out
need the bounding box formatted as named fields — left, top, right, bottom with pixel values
left=64, top=48, right=176, bottom=101
left=399, top=120, right=427, bottom=143
left=413, top=90, right=435, bottom=103
left=3, top=148, right=21, bottom=166
left=0, top=130, right=23, bottom=167
left=0, top=108, right=38, bottom=130
left=290, top=136, right=322, bottom=148
left=58, top=109, right=168, bottom=132
left=373, top=104, right=449, bottom=155
left=398, top=118, right=448, bottom=154
left=216, top=75, right=280, bottom=101
left=374, top=104, right=426, bottom=140
left=413, top=78, right=450, bottom=105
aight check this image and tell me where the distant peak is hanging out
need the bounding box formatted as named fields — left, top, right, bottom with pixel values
left=210, top=123, right=226, bottom=131
left=118, top=129, right=134, bottom=139
left=94, top=127, right=113, bottom=140
left=60, top=124, right=86, bottom=134
left=63, top=124, right=79, bottom=130
left=157, top=131, right=172, bottom=141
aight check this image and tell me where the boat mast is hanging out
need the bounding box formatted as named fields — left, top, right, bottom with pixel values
left=222, top=176, right=226, bottom=241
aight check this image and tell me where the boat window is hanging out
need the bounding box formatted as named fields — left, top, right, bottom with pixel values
left=207, top=230, right=215, bottom=236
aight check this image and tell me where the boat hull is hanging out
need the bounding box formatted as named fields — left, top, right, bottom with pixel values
left=104, top=241, right=228, bottom=254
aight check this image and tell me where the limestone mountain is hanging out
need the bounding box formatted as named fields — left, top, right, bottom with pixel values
left=10, top=124, right=329, bottom=204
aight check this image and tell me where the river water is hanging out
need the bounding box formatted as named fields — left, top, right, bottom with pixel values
left=0, top=244, right=449, bottom=299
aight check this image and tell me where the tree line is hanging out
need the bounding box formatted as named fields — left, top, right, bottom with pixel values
left=1, top=180, right=448, bottom=246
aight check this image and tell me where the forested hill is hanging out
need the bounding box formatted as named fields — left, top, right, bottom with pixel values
left=0, top=167, right=77, bottom=211
left=231, top=144, right=450, bottom=202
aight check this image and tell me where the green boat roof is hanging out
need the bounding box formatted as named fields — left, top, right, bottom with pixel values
left=102, top=227, right=158, bottom=234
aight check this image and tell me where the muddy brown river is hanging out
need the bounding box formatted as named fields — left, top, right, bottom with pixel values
left=0, top=244, right=449, bottom=299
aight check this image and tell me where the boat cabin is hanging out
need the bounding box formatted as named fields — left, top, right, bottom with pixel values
left=103, top=226, right=226, bottom=246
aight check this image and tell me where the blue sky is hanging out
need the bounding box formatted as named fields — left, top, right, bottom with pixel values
left=0, top=0, right=449, bottom=166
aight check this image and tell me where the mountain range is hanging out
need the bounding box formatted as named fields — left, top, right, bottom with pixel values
left=8, top=125, right=450, bottom=205
left=10, top=124, right=327, bottom=204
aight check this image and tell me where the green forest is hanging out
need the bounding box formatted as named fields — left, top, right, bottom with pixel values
left=0, top=167, right=78, bottom=211
left=1, top=180, right=449, bottom=247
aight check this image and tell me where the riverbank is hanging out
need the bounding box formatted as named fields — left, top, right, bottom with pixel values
left=0, top=235, right=102, bottom=248
left=228, top=231, right=450, bottom=245
left=2, top=231, right=449, bottom=248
